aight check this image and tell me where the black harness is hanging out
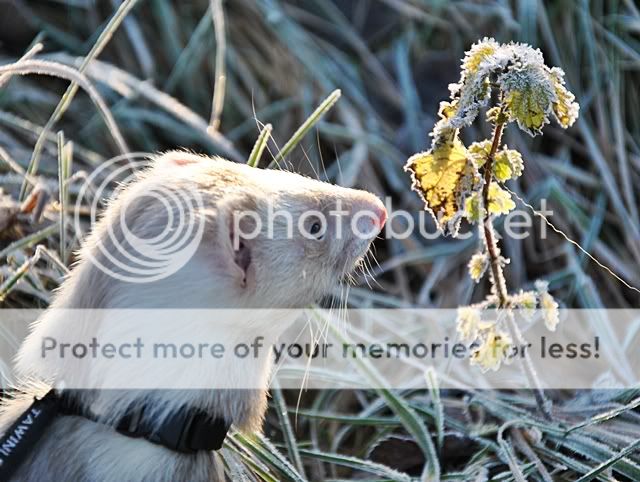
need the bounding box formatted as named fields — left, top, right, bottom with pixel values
left=0, top=390, right=231, bottom=480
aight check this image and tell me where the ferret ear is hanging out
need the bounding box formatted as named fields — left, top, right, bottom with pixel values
left=217, top=194, right=259, bottom=288
left=153, top=152, right=203, bottom=168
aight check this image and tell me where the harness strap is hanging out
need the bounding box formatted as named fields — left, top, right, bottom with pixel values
left=0, top=390, right=61, bottom=481
left=0, top=390, right=231, bottom=480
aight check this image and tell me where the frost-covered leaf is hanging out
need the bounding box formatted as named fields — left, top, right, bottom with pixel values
left=503, top=83, right=551, bottom=136
left=430, top=39, right=499, bottom=145
left=535, top=280, right=559, bottom=331
left=464, top=191, right=483, bottom=223
left=488, top=183, right=515, bottom=214
left=405, top=136, right=475, bottom=234
left=497, top=44, right=578, bottom=136
left=511, top=290, right=538, bottom=319
left=486, top=106, right=508, bottom=124
left=471, top=329, right=512, bottom=372
left=467, top=140, right=492, bottom=168
left=468, top=142, right=523, bottom=181
left=549, top=67, right=579, bottom=128
left=464, top=183, right=515, bottom=222
left=540, top=292, right=559, bottom=331
left=438, top=100, right=458, bottom=120
left=456, top=307, right=482, bottom=342
left=468, top=252, right=488, bottom=282
left=462, top=37, right=500, bottom=75
left=493, top=147, right=524, bottom=181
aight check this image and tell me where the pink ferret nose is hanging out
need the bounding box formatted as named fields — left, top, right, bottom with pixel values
left=370, top=197, right=387, bottom=229
left=376, top=204, right=387, bottom=229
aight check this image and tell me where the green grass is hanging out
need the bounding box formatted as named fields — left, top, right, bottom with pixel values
left=1, top=0, right=639, bottom=480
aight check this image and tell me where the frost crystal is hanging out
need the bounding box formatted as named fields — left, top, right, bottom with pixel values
left=430, top=38, right=579, bottom=147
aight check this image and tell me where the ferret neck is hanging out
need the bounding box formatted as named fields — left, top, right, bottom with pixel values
left=60, top=389, right=231, bottom=453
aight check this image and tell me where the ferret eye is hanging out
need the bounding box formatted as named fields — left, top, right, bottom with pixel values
left=310, top=221, right=323, bottom=239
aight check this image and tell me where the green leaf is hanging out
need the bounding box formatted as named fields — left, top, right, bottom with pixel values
left=464, top=191, right=483, bottom=223
left=464, top=183, right=514, bottom=222
left=493, top=148, right=524, bottom=181
left=504, top=86, right=551, bottom=136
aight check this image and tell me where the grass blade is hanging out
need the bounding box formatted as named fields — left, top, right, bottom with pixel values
left=57, top=131, right=72, bottom=264
left=319, top=310, right=441, bottom=481
left=247, top=123, right=272, bottom=167
left=268, top=89, right=341, bottom=169
left=208, top=0, right=227, bottom=133
left=19, top=0, right=139, bottom=200
left=271, top=381, right=306, bottom=479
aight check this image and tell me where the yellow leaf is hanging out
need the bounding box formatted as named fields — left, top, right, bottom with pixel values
left=468, top=140, right=492, bottom=168
left=486, top=106, right=508, bottom=124
left=540, top=292, right=560, bottom=331
left=488, top=183, right=515, bottom=215
left=549, top=69, right=579, bottom=128
left=494, top=148, right=523, bottom=181
left=471, top=329, right=512, bottom=372
left=463, top=38, right=499, bottom=75
left=464, top=183, right=515, bottom=222
left=438, top=101, right=458, bottom=120
left=468, top=252, right=488, bottom=282
left=456, top=307, right=482, bottom=342
left=405, top=137, right=472, bottom=232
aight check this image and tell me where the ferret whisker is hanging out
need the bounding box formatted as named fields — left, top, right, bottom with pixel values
left=340, top=284, right=350, bottom=332
left=263, top=129, right=294, bottom=172
left=369, top=242, right=381, bottom=268
left=332, top=143, right=344, bottom=185
left=316, top=129, right=329, bottom=182
left=299, top=144, right=320, bottom=180
left=362, top=253, right=381, bottom=290
left=357, top=262, right=372, bottom=289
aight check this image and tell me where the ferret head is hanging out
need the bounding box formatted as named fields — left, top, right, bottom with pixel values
left=69, top=152, right=386, bottom=309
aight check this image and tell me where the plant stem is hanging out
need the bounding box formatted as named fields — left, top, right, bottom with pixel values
left=481, top=118, right=552, bottom=420
left=481, top=121, right=508, bottom=307
left=506, top=312, right=553, bottom=421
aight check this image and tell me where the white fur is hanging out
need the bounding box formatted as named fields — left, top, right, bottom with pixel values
left=2, top=152, right=384, bottom=481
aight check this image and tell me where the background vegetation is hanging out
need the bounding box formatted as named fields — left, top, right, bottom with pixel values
left=0, top=0, right=639, bottom=480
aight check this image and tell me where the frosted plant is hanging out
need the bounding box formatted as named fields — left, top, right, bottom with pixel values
left=405, top=38, right=579, bottom=372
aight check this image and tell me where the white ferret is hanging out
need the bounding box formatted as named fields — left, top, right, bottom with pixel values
left=0, top=152, right=386, bottom=481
